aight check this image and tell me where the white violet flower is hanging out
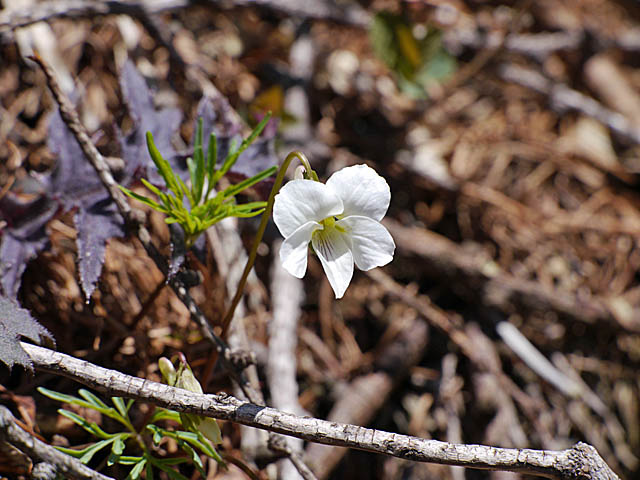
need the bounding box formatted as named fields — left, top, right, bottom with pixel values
left=273, top=164, right=395, bottom=298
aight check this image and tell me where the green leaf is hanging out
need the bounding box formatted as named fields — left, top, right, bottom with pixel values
left=79, top=438, right=116, bottom=464
left=178, top=441, right=206, bottom=478
left=139, top=178, right=164, bottom=198
left=107, top=434, right=127, bottom=466
left=112, top=397, right=130, bottom=422
left=191, top=118, right=206, bottom=204
left=206, top=132, right=217, bottom=196
left=232, top=208, right=265, bottom=219
left=116, top=455, right=144, bottom=465
left=58, top=409, right=113, bottom=439
left=146, top=132, right=181, bottom=198
left=149, top=408, right=180, bottom=424
left=38, top=387, right=85, bottom=406
left=120, top=186, right=165, bottom=212
left=38, top=387, right=124, bottom=423
left=176, top=176, right=192, bottom=206
left=78, top=389, right=109, bottom=410
left=55, top=445, right=94, bottom=459
left=219, top=114, right=271, bottom=179
left=221, top=165, right=277, bottom=199
left=126, top=458, right=147, bottom=480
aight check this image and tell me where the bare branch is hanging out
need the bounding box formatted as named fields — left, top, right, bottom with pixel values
left=23, top=343, right=620, bottom=479
left=0, top=406, right=113, bottom=480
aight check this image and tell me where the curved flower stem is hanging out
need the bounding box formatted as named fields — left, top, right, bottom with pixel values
left=220, top=151, right=315, bottom=338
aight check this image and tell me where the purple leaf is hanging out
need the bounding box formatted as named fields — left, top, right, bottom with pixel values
left=118, top=60, right=182, bottom=184
left=75, top=200, right=125, bottom=301
left=0, top=296, right=55, bottom=372
left=0, top=230, right=49, bottom=299
left=48, top=109, right=106, bottom=208
left=0, top=182, right=58, bottom=299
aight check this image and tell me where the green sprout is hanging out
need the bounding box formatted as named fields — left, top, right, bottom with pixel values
left=38, top=383, right=224, bottom=479
left=120, top=113, right=277, bottom=248
left=158, top=355, right=221, bottom=448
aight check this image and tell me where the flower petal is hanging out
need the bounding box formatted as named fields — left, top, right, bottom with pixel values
left=273, top=180, right=343, bottom=238
left=311, top=227, right=354, bottom=299
left=337, top=216, right=395, bottom=271
left=280, top=221, right=321, bottom=278
left=326, top=164, right=390, bottom=221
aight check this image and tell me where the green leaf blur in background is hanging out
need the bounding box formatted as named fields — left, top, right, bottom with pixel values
left=370, top=11, right=457, bottom=98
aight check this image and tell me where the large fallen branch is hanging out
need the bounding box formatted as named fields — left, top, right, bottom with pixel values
left=22, top=343, right=620, bottom=479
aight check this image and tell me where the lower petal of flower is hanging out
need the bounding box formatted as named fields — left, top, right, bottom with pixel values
left=337, top=216, right=395, bottom=271
left=311, top=226, right=354, bottom=299
left=280, top=221, right=322, bottom=278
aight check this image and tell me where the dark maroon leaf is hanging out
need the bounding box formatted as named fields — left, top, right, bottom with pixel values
left=41, top=61, right=182, bottom=300
left=75, top=200, right=125, bottom=301
left=0, top=296, right=55, bottom=372
left=48, top=109, right=106, bottom=208
left=118, top=60, right=182, bottom=184
left=0, top=181, right=58, bottom=299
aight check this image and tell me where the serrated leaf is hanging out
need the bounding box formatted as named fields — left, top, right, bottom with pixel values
left=118, top=60, right=182, bottom=185
left=48, top=109, right=106, bottom=207
left=0, top=297, right=55, bottom=372
left=75, top=200, right=125, bottom=300
left=0, top=181, right=58, bottom=298
left=0, top=221, right=51, bottom=299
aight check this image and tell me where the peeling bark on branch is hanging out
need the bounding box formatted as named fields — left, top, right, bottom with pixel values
left=23, top=343, right=620, bottom=479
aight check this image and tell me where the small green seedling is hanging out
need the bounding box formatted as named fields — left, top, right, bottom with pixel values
left=121, top=114, right=277, bottom=248
left=38, top=385, right=223, bottom=479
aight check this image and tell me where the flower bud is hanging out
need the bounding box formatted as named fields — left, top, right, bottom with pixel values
left=294, top=165, right=307, bottom=180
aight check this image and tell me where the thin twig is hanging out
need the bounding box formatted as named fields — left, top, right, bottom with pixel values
left=0, top=406, right=114, bottom=480
left=22, top=343, right=620, bottom=480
